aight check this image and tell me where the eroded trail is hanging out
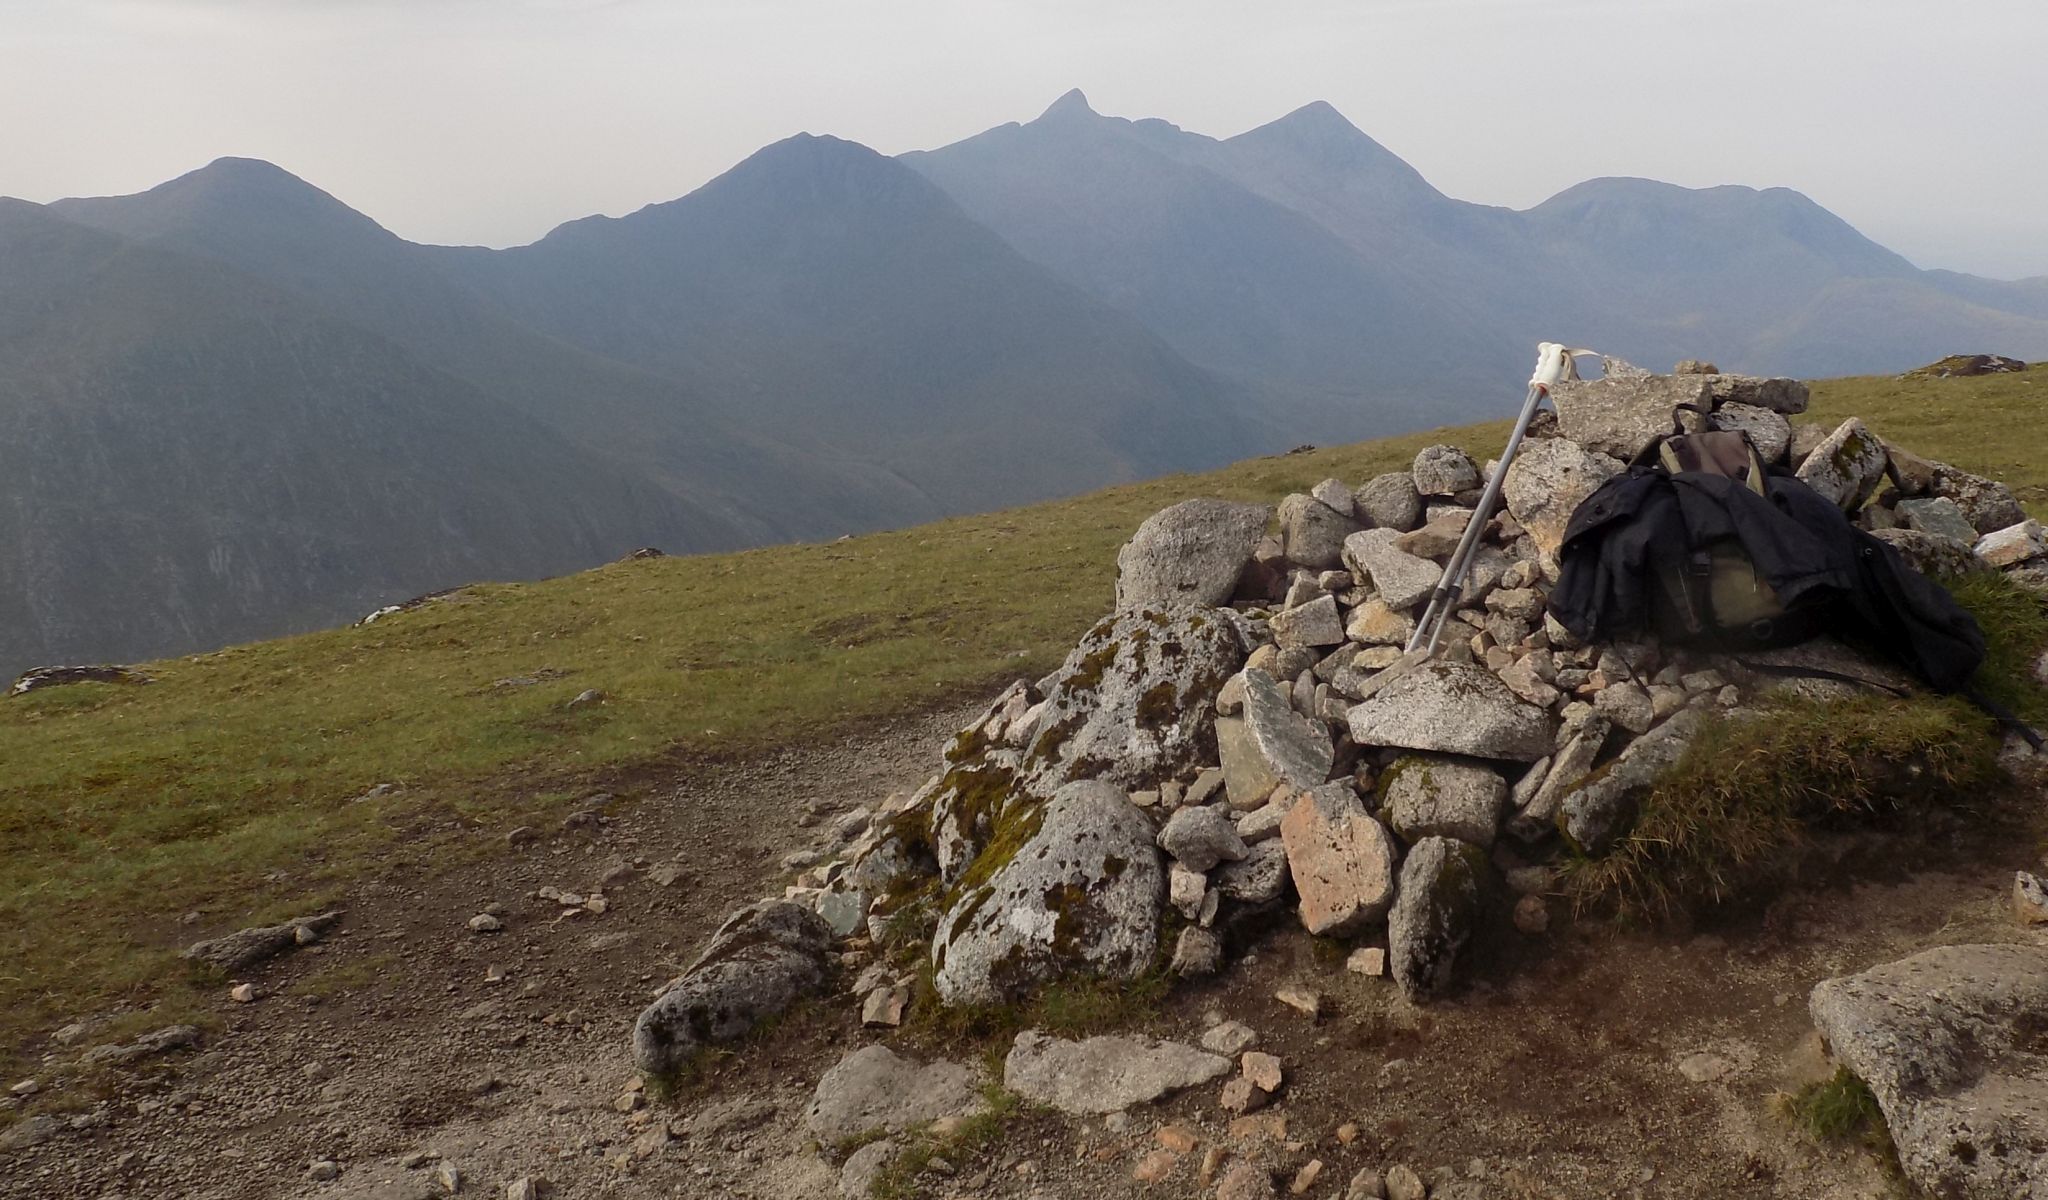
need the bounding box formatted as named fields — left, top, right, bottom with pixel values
left=3, top=699, right=2040, bottom=1200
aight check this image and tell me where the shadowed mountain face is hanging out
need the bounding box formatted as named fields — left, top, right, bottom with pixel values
left=0, top=200, right=723, bottom=669
left=431, top=134, right=1256, bottom=511
left=6, top=91, right=2046, bottom=675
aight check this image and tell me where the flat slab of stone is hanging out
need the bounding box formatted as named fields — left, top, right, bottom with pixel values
left=1810, top=943, right=2048, bottom=1200
left=1003, top=1030, right=1230, bottom=1115
left=1342, top=529, right=1442, bottom=611
left=1896, top=496, right=1979, bottom=544
left=1978, top=520, right=2048, bottom=569
left=1115, top=499, right=1272, bottom=610
left=805, top=1045, right=983, bottom=1142
left=1212, top=663, right=1327, bottom=802
left=1549, top=375, right=1713, bottom=460
left=1347, top=661, right=1554, bottom=763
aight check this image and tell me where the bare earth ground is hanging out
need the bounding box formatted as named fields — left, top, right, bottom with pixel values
left=4, top=698, right=2043, bottom=1200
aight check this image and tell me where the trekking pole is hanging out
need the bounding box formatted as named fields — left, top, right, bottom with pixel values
left=1406, top=343, right=1596, bottom=657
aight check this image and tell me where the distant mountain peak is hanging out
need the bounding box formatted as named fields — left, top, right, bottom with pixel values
left=1038, top=88, right=1098, bottom=121
left=1275, top=100, right=1357, bottom=134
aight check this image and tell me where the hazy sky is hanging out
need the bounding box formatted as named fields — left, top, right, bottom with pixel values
left=4, top=0, right=2044, bottom=278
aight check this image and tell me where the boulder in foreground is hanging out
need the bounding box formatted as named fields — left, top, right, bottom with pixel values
left=1809, top=943, right=2048, bottom=1200
left=931, top=780, right=1164, bottom=1006
left=632, top=900, right=832, bottom=1078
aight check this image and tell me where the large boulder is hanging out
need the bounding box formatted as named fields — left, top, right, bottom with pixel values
left=1809, top=944, right=2048, bottom=1200
left=1388, top=836, right=1490, bottom=1001
left=1012, top=606, right=1244, bottom=802
left=1896, top=496, right=1981, bottom=544
left=1711, top=402, right=1793, bottom=463
left=805, top=1046, right=984, bottom=1142
left=1355, top=473, right=1424, bottom=532
left=1559, top=709, right=1705, bottom=855
left=1549, top=374, right=1713, bottom=460
left=1114, top=500, right=1273, bottom=610
left=1214, top=668, right=1335, bottom=807
left=633, top=901, right=833, bottom=1077
left=1280, top=783, right=1398, bottom=936
left=1502, top=439, right=1623, bottom=555
left=1929, top=462, right=2028, bottom=534
left=1700, top=374, right=1809, bottom=414
left=1278, top=494, right=1362, bottom=571
left=1977, top=520, right=2048, bottom=570
left=1381, top=755, right=1508, bottom=849
left=1347, top=661, right=1554, bottom=762
left=1003, top=1030, right=1230, bottom=1115
left=931, top=781, right=1164, bottom=1006
left=1795, top=417, right=1890, bottom=510
left=1871, top=528, right=1984, bottom=579
left=1412, top=445, right=1480, bottom=497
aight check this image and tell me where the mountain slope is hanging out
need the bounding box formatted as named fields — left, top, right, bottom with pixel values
left=436, top=133, right=1260, bottom=511
left=902, top=92, right=1511, bottom=436
left=0, top=199, right=720, bottom=674
left=50, top=159, right=904, bottom=542
left=908, top=94, right=2048, bottom=384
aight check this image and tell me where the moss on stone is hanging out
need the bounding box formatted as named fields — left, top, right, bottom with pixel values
left=1134, top=682, right=1180, bottom=730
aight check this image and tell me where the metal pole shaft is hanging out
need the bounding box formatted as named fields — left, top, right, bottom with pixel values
left=1406, top=382, right=1548, bottom=655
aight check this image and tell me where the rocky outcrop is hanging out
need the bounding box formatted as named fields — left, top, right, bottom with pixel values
left=632, top=901, right=833, bottom=1078
left=1013, top=605, right=1244, bottom=801
left=1347, top=662, right=1553, bottom=762
left=1810, top=944, right=2048, bottom=1200
left=931, top=781, right=1164, bottom=1005
left=9, top=664, right=151, bottom=697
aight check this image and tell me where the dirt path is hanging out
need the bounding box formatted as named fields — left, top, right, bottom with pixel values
left=3, top=697, right=2041, bottom=1200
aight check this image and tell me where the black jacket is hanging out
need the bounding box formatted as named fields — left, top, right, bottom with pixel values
left=1549, top=465, right=1986, bottom=693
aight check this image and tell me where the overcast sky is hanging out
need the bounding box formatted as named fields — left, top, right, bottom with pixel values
left=4, top=0, right=2044, bottom=278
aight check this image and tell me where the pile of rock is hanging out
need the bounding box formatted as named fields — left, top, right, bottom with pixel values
left=631, top=361, right=2043, bottom=1074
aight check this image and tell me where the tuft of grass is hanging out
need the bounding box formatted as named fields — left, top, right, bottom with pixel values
left=902, top=958, right=1175, bottom=1053
left=1562, top=693, right=2006, bottom=921
left=868, top=1082, right=1026, bottom=1200
left=1775, top=1066, right=1899, bottom=1174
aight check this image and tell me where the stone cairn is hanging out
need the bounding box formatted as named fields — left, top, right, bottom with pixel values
left=631, top=359, right=2048, bottom=1079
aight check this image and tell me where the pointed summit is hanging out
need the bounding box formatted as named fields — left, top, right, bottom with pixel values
left=1037, top=88, right=1097, bottom=122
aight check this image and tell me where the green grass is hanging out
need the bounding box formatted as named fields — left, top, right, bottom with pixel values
left=0, top=423, right=1458, bottom=1073
left=2, top=368, right=2042, bottom=1078
left=1807, top=370, right=2048, bottom=517
left=1775, top=1066, right=1899, bottom=1176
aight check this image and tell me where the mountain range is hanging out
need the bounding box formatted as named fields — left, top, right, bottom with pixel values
left=4, top=90, right=2045, bottom=675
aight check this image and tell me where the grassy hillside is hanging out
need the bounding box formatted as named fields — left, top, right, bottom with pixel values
left=1, top=369, right=2042, bottom=1074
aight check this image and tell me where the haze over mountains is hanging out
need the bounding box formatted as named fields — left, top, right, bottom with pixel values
left=5, top=91, right=2045, bottom=676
